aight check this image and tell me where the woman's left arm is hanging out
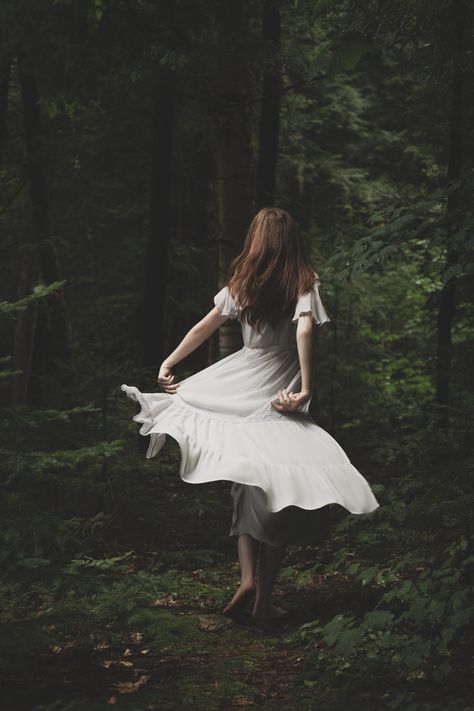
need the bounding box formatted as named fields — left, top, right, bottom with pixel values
left=157, top=307, right=229, bottom=393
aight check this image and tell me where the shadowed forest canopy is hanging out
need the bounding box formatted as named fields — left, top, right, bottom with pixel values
left=0, top=0, right=473, bottom=708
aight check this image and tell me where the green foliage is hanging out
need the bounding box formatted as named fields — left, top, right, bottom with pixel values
left=0, top=281, right=66, bottom=319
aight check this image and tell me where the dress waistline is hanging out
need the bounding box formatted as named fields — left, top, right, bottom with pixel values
left=242, top=344, right=296, bottom=353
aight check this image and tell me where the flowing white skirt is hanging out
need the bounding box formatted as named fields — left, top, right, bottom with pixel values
left=121, top=345, right=380, bottom=515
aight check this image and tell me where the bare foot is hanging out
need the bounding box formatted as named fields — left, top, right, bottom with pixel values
left=223, top=581, right=257, bottom=616
left=251, top=603, right=288, bottom=621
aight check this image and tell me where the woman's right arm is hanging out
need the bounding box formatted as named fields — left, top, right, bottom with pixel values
left=157, top=307, right=229, bottom=393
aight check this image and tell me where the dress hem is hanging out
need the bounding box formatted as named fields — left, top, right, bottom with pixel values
left=121, top=383, right=380, bottom=516
left=121, top=384, right=380, bottom=516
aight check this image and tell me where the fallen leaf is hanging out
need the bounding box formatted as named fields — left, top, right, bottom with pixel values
left=198, top=615, right=233, bottom=632
left=153, top=594, right=180, bottom=607
left=95, top=640, right=110, bottom=651
left=112, top=674, right=150, bottom=695
left=100, top=659, right=134, bottom=669
left=100, top=660, right=114, bottom=669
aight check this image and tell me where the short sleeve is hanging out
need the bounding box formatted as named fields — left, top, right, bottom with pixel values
left=292, top=273, right=330, bottom=325
left=213, top=285, right=239, bottom=319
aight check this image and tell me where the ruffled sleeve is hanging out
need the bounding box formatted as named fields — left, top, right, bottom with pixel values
left=292, top=273, right=330, bottom=325
left=213, top=285, right=240, bottom=319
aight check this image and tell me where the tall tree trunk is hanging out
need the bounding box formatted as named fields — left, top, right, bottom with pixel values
left=193, top=146, right=222, bottom=368
left=0, top=52, right=10, bottom=164
left=170, top=143, right=219, bottom=372
left=215, top=130, right=252, bottom=357
left=435, top=0, right=467, bottom=430
left=142, top=64, right=174, bottom=369
left=329, top=286, right=339, bottom=438
left=194, top=146, right=221, bottom=249
left=10, top=252, right=40, bottom=407
left=17, top=54, right=71, bottom=405
left=214, top=5, right=254, bottom=358
left=256, top=0, right=282, bottom=209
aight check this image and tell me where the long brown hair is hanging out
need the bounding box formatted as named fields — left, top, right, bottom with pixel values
left=226, top=207, right=317, bottom=330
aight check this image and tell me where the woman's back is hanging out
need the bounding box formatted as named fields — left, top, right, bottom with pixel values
left=214, top=272, right=330, bottom=351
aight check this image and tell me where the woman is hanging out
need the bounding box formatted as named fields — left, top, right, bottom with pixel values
left=121, top=207, right=380, bottom=627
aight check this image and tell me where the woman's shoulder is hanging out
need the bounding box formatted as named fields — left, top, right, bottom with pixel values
left=214, top=284, right=240, bottom=319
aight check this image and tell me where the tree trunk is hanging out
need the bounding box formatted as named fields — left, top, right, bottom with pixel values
left=0, top=52, right=10, bottom=164
left=18, top=53, right=71, bottom=405
left=435, top=0, right=467, bottom=430
left=195, top=146, right=221, bottom=249
left=213, top=5, right=254, bottom=358
left=192, top=146, right=223, bottom=368
left=256, top=0, right=282, bottom=209
left=142, top=63, right=174, bottom=369
left=329, top=286, right=339, bottom=438
left=171, top=143, right=219, bottom=372
left=215, top=130, right=252, bottom=357
left=10, top=253, right=40, bottom=406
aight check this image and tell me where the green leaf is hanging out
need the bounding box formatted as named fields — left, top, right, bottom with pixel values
left=364, top=610, right=394, bottom=629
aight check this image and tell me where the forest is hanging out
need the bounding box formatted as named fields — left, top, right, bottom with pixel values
left=1, top=0, right=473, bottom=708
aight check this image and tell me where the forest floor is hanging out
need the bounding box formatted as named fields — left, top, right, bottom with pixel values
left=2, top=446, right=472, bottom=710
left=3, top=541, right=369, bottom=710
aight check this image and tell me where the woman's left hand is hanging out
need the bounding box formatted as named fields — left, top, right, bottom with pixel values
left=271, top=388, right=310, bottom=412
left=157, top=361, right=180, bottom=394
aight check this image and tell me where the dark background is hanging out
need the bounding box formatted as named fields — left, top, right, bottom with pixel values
left=1, top=0, right=473, bottom=708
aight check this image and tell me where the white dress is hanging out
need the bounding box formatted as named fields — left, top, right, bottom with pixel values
left=121, top=273, right=380, bottom=538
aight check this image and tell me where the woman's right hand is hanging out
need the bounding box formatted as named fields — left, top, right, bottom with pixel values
left=157, top=360, right=180, bottom=394
left=271, top=388, right=311, bottom=413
